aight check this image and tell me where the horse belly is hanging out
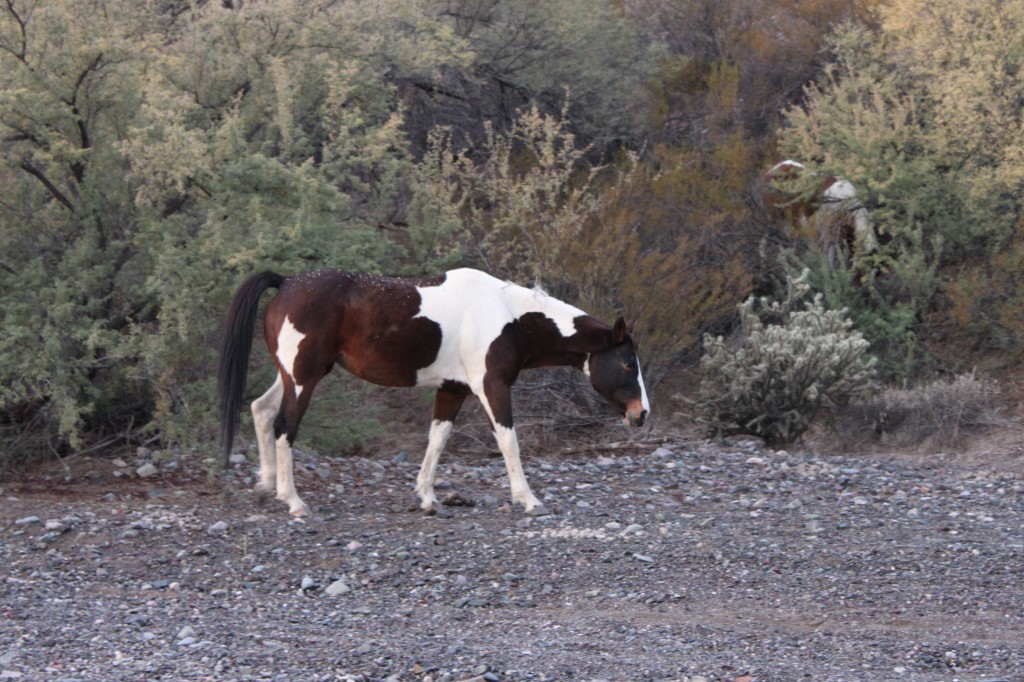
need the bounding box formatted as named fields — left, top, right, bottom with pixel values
left=413, top=358, right=467, bottom=389
left=338, top=317, right=445, bottom=388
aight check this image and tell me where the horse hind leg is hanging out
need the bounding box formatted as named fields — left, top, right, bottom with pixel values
left=272, top=431, right=309, bottom=517
left=271, top=377, right=323, bottom=517
left=274, top=348, right=345, bottom=517
left=251, top=374, right=284, bottom=501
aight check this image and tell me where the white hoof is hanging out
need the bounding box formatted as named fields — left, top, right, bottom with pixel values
left=525, top=503, right=550, bottom=517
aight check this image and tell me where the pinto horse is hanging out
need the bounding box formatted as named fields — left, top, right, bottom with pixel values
left=219, top=267, right=650, bottom=517
left=761, top=160, right=878, bottom=269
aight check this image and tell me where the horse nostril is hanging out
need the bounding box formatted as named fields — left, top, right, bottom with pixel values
left=629, top=409, right=647, bottom=427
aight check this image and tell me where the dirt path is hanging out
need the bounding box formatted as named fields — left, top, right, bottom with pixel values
left=2, top=439, right=1022, bottom=681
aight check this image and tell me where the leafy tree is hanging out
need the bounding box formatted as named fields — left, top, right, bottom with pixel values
left=636, top=0, right=880, bottom=143
left=0, top=0, right=160, bottom=452
left=124, top=0, right=476, bottom=447
left=0, top=0, right=472, bottom=455
left=779, top=1, right=1024, bottom=374
left=411, top=0, right=662, bottom=151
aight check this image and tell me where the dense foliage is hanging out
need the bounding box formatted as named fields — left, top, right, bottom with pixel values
left=779, top=0, right=1024, bottom=375
left=1, top=0, right=1020, bottom=458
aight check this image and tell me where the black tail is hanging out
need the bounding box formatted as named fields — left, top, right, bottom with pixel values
left=218, top=271, right=286, bottom=468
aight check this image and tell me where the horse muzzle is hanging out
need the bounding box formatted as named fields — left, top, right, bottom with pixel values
left=624, top=402, right=648, bottom=427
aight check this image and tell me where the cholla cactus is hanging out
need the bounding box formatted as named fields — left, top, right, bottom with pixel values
left=696, top=273, right=877, bottom=446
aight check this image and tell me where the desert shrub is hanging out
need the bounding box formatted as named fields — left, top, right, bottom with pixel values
left=839, top=371, right=1001, bottom=449
left=780, top=5, right=1024, bottom=374
left=693, top=273, right=877, bottom=446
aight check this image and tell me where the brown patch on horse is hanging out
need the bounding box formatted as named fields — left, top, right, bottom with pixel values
left=264, top=271, right=447, bottom=388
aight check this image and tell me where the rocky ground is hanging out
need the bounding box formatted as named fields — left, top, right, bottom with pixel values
left=2, top=436, right=1023, bottom=682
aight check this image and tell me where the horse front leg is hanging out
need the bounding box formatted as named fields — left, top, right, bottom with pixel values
left=415, top=386, right=468, bottom=514
left=480, top=380, right=547, bottom=516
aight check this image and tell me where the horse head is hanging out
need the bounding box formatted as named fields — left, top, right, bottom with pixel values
left=587, top=317, right=650, bottom=427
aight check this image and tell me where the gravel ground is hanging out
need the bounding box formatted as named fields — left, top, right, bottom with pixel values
left=2, top=437, right=1023, bottom=682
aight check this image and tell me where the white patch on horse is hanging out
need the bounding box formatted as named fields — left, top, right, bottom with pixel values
left=276, top=316, right=305, bottom=398
left=251, top=375, right=284, bottom=494
left=274, top=433, right=308, bottom=516
left=823, top=178, right=856, bottom=202
left=492, top=423, right=543, bottom=512
left=413, top=268, right=586, bottom=387
left=637, top=357, right=651, bottom=414
left=821, top=178, right=877, bottom=254
left=770, top=159, right=805, bottom=173
left=415, top=419, right=453, bottom=510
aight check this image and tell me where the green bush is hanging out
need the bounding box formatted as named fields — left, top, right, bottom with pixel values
left=693, top=274, right=877, bottom=446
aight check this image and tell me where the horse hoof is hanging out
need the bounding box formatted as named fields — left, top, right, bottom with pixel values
left=526, top=503, right=550, bottom=517
left=423, top=502, right=452, bottom=518
left=289, top=505, right=311, bottom=518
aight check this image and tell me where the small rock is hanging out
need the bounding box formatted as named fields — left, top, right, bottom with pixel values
left=325, top=579, right=351, bottom=596
left=632, top=553, right=655, bottom=563
left=112, top=458, right=128, bottom=468
left=126, top=614, right=151, bottom=627
left=177, top=625, right=196, bottom=640
left=206, top=521, right=229, bottom=537
left=14, top=516, right=40, bottom=526
left=300, top=576, right=317, bottom=591
left=229, top=453, right=247, bottom=465
left=136, top=463, right=159, bottom=478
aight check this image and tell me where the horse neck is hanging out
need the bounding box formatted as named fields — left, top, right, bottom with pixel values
left=503, top=283, right=586, bottom=335
left=495, top=281, right=627, bottom=362
left=518, top=313, right=615, bottom=371
left=566, top=316, right=616, bottom=354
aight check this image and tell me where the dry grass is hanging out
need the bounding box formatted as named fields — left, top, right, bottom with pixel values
left=826, top=371, right=1006, bottom=451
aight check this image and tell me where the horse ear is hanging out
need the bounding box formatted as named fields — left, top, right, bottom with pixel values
left=613, top=316, right=627, bottom=344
